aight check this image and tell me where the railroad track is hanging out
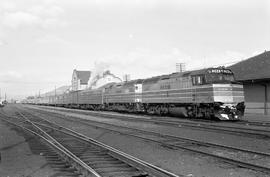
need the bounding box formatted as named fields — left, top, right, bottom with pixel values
left=18, top=106, right=270, bottom=175
left=0, top=109, right=181, bottom=177
left=234, top=120, right=270, bottom=127
left=28, top=105, right=270, bottom=139
left=26, top=104, right=270, bottom=129
left=32, top=105, right=270, bottom=128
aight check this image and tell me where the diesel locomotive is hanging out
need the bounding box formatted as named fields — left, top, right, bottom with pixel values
left=29, top=67, right=245, bottom=120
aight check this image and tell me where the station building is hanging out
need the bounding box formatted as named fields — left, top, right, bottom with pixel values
left=229, top=51, right=270, bottom=115
left=71, top=69, right=91, bottom=91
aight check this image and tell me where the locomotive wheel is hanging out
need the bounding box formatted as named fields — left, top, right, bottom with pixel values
left=187, top=106, right=196, bottom=118
left=204, top=110, right=211, bottom=119
left=161, top=106, right=168, bottom=115
left=147, top=106, right=155, bottom=114
left=155, top=106, right=161, bottom=115
left=187, top=109, right=194, bottom=118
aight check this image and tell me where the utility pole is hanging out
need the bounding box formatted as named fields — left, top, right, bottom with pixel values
left=176, top=63, right=186, bottom=73
left=55, top=86, right=56, bottom=107
left=123, top=74, right=130, bottom=82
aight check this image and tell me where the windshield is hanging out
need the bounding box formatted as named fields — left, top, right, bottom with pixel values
left=206, top=73, right=235, bottom=83
left=205, top=68, right=235, bottom=83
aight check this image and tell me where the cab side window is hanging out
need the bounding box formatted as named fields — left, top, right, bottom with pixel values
left=192, top=75, right=205, bottom=85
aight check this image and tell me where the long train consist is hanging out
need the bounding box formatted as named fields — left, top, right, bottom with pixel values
left=27, top=67, right=245, bottom=120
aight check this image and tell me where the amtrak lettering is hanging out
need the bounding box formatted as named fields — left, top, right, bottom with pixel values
left=207, top=69, right=232, bottom=74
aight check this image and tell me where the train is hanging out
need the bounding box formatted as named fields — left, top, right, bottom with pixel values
left=26, top=67, right=245, bottom=120
left=0, top=100, right=7, bottom=107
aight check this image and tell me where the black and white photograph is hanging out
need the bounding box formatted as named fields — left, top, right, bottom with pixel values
left=0, top=0, right=270, bottom=176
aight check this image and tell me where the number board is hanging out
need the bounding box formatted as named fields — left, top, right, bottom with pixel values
left=207, top=69, right=232, bottom=74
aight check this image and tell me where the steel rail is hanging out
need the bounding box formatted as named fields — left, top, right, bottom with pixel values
left=2, top=112, right=102, bottom=177
left=28, top=105, right=270, bottom=138
left=234, top=120, right=270, bottom=127
left=24, top=108, right=270, bottom=175
left=35, top=121, right=181, bottom=177
left=16, top=110, right=181, bottom=177
left=27, top=109, right=270, bottom=158
left=2, top=108, right=181, bottom=177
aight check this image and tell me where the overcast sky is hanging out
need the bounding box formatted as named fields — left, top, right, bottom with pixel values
left=0, top=0, right=269, bottom=99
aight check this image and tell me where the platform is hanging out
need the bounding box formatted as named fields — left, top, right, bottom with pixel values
left=244, top=113, right=270, bottom=123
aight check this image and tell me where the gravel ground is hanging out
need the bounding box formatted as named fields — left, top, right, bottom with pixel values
left=0, top=119, right=55, bottom=177
left=23, top=105, right=269, bottom=177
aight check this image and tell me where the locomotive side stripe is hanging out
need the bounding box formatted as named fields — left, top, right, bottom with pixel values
left=143, top=87, right=213, bottom=93
left=104, top=92, right=244, bottom=101
left=104, top=87, right=243, bottom=96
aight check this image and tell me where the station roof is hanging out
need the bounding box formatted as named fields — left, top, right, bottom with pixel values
left=228, top=51, right=270, bottom=82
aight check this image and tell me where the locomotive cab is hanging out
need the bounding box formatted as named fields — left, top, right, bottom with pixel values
left=205, top=68, right=235, bottom=84
left=190, top=67, right=245, bottom=120
left=191, top=67, right=236, bottom=85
